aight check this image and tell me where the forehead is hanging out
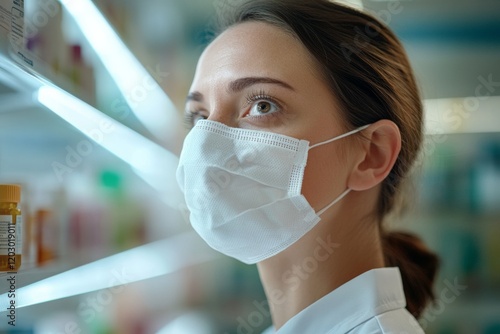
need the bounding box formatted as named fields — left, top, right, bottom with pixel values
left=191, top=21, right=319, bottom=89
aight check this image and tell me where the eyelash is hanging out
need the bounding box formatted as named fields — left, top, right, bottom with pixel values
left=184, top=111, right=201, bottom=129
left=244, top=89, right=282, bottom=119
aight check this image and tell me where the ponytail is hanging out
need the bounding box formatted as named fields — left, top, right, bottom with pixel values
left=383, top=231, right=440, bottom=318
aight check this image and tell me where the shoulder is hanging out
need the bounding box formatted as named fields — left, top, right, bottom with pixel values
left=346, top=309, right=425, bottom=334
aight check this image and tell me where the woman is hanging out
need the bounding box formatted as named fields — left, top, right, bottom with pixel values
left=176, top=0, right=439, bottom=332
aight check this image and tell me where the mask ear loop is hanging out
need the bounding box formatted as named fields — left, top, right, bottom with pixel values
left=309, top=124, right=370, bottom=217
left=316, top=188, right=351, bottom=216
left=309, top=124, right=370, bottom=150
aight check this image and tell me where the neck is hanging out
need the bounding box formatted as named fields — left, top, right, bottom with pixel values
left=256, top=191, right=385, bottom=330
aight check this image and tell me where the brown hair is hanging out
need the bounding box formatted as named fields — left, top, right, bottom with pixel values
left=212, top=0, right=439, bottom=317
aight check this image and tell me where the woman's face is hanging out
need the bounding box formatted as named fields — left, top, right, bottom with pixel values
left=186, top=21, right=357, bottom=213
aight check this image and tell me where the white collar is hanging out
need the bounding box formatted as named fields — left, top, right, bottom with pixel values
left=266, top=267, right=406, bottom=334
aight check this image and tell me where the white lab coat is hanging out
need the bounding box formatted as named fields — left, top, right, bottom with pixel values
left=262, top=267, right=425, bottom=334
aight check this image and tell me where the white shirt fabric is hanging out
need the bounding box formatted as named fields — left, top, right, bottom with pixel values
left=262, top=267, right=425, bottom=334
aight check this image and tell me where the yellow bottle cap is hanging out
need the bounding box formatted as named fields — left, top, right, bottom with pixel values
left=0, top=184, right=21, bottom=203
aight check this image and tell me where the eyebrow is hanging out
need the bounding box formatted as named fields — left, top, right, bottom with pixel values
left=186, top=76, right=295, bottom=103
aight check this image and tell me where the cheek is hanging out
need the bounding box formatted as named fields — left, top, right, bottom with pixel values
left=301, top=143, right=350, bottom=211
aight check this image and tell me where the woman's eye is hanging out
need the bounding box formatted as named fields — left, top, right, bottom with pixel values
left=192, top=113, right=207, bottom=124
left=248, top=101, right=279, bottom=116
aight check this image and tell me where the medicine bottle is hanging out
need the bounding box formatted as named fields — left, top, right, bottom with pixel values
left=0, top=184, right=22, bottom=272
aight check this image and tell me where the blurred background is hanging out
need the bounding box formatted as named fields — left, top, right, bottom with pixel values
left=0, top=0, right=499, bottom=333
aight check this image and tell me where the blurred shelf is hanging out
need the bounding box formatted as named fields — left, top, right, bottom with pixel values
left=0, top=232, right=220, bottom=311
left=424, top=96, right=500, bottom=135
left=398, top=211, right=500, bottom=229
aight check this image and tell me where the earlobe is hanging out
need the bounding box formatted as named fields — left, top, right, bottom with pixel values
left=347, top=120, right=401, bottom=191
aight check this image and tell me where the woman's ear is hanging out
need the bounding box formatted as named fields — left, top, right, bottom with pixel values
left=347, top=120, right=401, bottom=191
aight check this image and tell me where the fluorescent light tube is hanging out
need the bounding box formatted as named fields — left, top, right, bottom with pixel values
left=58, top=0, right=183, bottom=150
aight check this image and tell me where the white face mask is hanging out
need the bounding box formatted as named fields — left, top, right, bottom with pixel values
left=176, top=120, right=369, bottom=264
